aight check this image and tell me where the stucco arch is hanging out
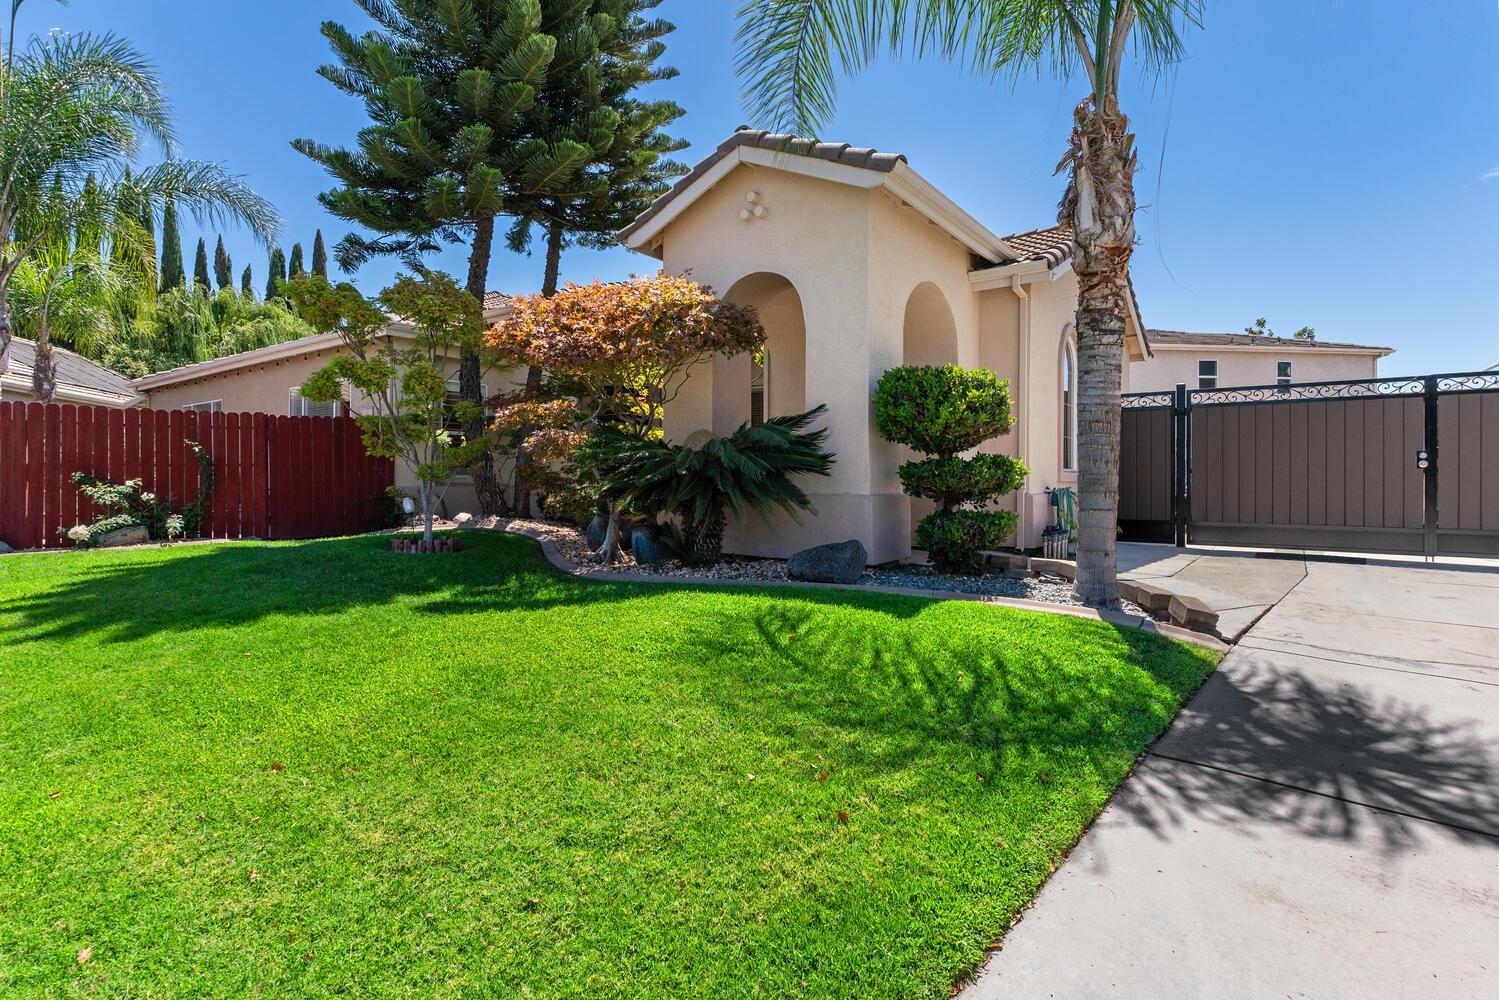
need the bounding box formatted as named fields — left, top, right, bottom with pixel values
left=901, top=281, right=958, bottom=368
left=721, top=272, right=807, bottom=427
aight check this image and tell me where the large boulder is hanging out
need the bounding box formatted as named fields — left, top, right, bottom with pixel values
left=96, top=524, right=149, bottom=548
left=631, top=525, right=669, bottom=566
left=787, top=539, right=867, bottom=585
left=452, top=512, right=477, bottom=529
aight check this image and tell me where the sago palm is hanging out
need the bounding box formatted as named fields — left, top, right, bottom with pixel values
left=736, top=0, right=1200, bottom=607
left=0, top=2, right=279, bottom=397
left=583, top=406, right=835, bottom=564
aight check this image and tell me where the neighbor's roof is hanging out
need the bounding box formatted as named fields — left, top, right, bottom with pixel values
left=2, top=337, right=139, bottom=403
left=1146, top=330, right=1394, bottom=355
left=133, top=291, right=513, bottom=391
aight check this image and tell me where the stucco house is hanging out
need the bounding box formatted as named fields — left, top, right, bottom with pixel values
left=1, top=337, right=142, bottom=407
left=132, top=292, right=521, bottom=513
left=1130, top=330, right=1393, bottom=392
left=616, top=126, right=1151, bottom=563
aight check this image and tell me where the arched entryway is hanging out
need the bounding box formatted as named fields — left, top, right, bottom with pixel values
left=900, top=282, right=959, bottom=536
left=722, top=272, right=807, bottom=428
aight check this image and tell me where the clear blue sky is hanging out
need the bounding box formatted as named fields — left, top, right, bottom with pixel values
left=21, top=0, right=1499, bottom=374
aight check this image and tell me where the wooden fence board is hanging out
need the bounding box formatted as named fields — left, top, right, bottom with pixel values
left=0, top=403, right=390, bottom=549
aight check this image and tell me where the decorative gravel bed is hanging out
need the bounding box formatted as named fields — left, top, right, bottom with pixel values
left=493, top=517, right=1147, bottom=615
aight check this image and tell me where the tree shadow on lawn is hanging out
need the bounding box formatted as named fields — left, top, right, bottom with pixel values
left=0, top=532, right=633, bottom=645
left=680, top=599, right=1210, bottom=787
left=1127, top=664, right=1499, bottom=851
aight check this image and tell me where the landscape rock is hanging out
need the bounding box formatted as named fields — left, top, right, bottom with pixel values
left=96, top=524, right=149, bottom=548
left=585, top=513, right=609, bottom=549
left=787, top=539, right=867, bottom=584
left=631, top=525, right=668, bottom=565
left=452, top=512, right=477, bottom=529
left=0, top=539, right=12, bottom=553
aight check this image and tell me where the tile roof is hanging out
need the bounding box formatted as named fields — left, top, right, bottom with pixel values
left=1146, top=330, right=1393, bottom=354
left=3, top=338, right=137, bottom=398
left=994, top=224, right=1074, bottom=268
left=482, top=290, right=511, bottom=312
left=618, top=126, right=908, bottom=244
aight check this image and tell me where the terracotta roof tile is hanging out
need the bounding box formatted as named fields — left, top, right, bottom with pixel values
left=618, top=126, right=907, bottom=244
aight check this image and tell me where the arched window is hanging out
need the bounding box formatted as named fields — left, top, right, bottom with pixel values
left=1062, top=340, right=1078, bottom=471
left=750, top=348, right=767, bottom=425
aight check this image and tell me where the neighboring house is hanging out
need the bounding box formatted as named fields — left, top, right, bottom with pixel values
left=617, top=126, right=1153, bottom=562
left=0, top=337, right=142, bottom=407
left=1131, top=330, right=1393, bottom=392
left=132, top=292, right=520, bottom=514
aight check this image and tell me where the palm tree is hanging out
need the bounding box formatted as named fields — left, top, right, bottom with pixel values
left=0, top=3, right=279, bottom=398
left=735, top=0, right=1199, bottom=606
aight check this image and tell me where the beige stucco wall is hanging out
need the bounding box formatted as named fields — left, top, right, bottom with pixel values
left=653, top=162, right=1082, bottom=561
left=1130, top=348, right=1382, bottom=392
left=142, top=339, right=521, bottom=516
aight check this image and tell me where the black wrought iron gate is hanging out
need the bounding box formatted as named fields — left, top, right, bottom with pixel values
left=1119, top=371, right=1499, bottom=557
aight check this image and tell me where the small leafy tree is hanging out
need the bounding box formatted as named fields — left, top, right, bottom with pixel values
left=488, top=274, right=765, bottom=561
left=874, top=365, right=1027, bottom=575
left=582, top=407, right=834, bottom=564
left=290, top=272, right=492, bottom=547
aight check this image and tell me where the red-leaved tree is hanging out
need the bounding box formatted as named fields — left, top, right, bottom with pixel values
left=487, top=274, right=764, bottom=561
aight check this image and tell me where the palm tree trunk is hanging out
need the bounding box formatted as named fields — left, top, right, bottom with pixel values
left=511, top=215, right=566, bottom=514
left=1061, top=94, right=1136, bottom=608
left=462, top=213, right=505, bottom=516
left=31, top=320, right=57, bottom=401
left=0, top=285, right=12, bottom=378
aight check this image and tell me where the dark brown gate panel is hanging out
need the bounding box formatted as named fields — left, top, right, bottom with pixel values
left=1118, top=403, right=1173, bottom=542
left=1188, top=395, right=1426, bottom=554
left=1437, top=388, right=1499, bottom=556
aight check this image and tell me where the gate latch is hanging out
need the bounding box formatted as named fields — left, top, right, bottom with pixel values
left=1416, top=450, right=1430, bottom=470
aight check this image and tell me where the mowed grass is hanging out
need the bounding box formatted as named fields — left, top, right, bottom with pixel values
left=0, top=532, right=1216, bottom=999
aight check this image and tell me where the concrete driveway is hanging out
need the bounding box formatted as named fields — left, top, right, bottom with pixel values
left=961, top=557, right=1499, bottom=999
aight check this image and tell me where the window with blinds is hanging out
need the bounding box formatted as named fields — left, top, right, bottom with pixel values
left=183, top=400, right=223, bottom=414
left=750, top=350, right=766, bottom=426
left=288, top=389, right=341, bottom=418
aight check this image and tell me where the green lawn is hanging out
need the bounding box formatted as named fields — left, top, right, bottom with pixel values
left=0, top=532, right=1216, bottom=999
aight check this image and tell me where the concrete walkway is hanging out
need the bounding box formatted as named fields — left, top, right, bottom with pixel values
left=961, top=557, right=1499, bottom=999
left=1117, top=542, right=1308, bottom=642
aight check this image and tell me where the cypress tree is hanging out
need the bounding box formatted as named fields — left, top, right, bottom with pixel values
left=288, top=242, right=305, bottom=278
left=139, top=183, right=157, bottom=276
left=311, top=229, right=328, bottom=278
left=213, top=235, right=233, bottom=290
left=266, top=247, right=287, bottom=300
left=193, top=237, right=211, bottom=292
left=159, top=195, right=185, bottom=292
left=241, top=264, right=254, bottom=298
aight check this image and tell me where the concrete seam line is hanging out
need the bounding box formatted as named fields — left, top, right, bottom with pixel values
left=1233, top=641, right=1499, bottom=687
left=1144, top=750, right=1499, bottom=842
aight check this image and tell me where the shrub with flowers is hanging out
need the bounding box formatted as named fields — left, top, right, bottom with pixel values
left=63, top=441, right=212, bottom=548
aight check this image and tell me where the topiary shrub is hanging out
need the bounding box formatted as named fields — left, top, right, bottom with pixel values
left=874, top=365, right=1027, bottom=574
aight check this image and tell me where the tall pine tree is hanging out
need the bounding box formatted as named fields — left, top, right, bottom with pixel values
left=311, top=229, right=328, bottom=278
left=266, top=247, right=287, bottom=300
left=503, top=1, right=688, bottom=508
left=295, top=1, right=601, bottom=514
left=193, top=238, right=211, bottom=292
left=214, top=235, right=233, bottom=290
left=241, top=263, right=254, bottom=298
left=159, top=194, right=185, bottom=292
left=288, top=242, right=305, bottom=277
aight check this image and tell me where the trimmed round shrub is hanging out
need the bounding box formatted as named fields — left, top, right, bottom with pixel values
left=914, top=510, right=1018, bottom=576
left=874, top=364, right=1027, bottom=574
left=873, top=365, right=1014, bottom=457
left=898, top=454, right=1027, bottom=509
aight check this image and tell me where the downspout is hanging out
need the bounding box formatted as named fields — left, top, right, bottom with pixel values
left=1013, top=276, right=1033, bottom=550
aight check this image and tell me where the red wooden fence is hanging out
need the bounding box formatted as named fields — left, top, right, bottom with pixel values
left=0, top=401, right=394, bottom=550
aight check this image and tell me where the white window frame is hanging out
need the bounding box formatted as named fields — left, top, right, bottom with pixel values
left=1277, top=361, right=1293, bottom=388
left=183, top=400, right=222, bottom=414
left=288, top=388, right=341, bottom=418
left=1198, top=359, right=1218, bottom=390
left=1061, top=341, right=1078, bottom=472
